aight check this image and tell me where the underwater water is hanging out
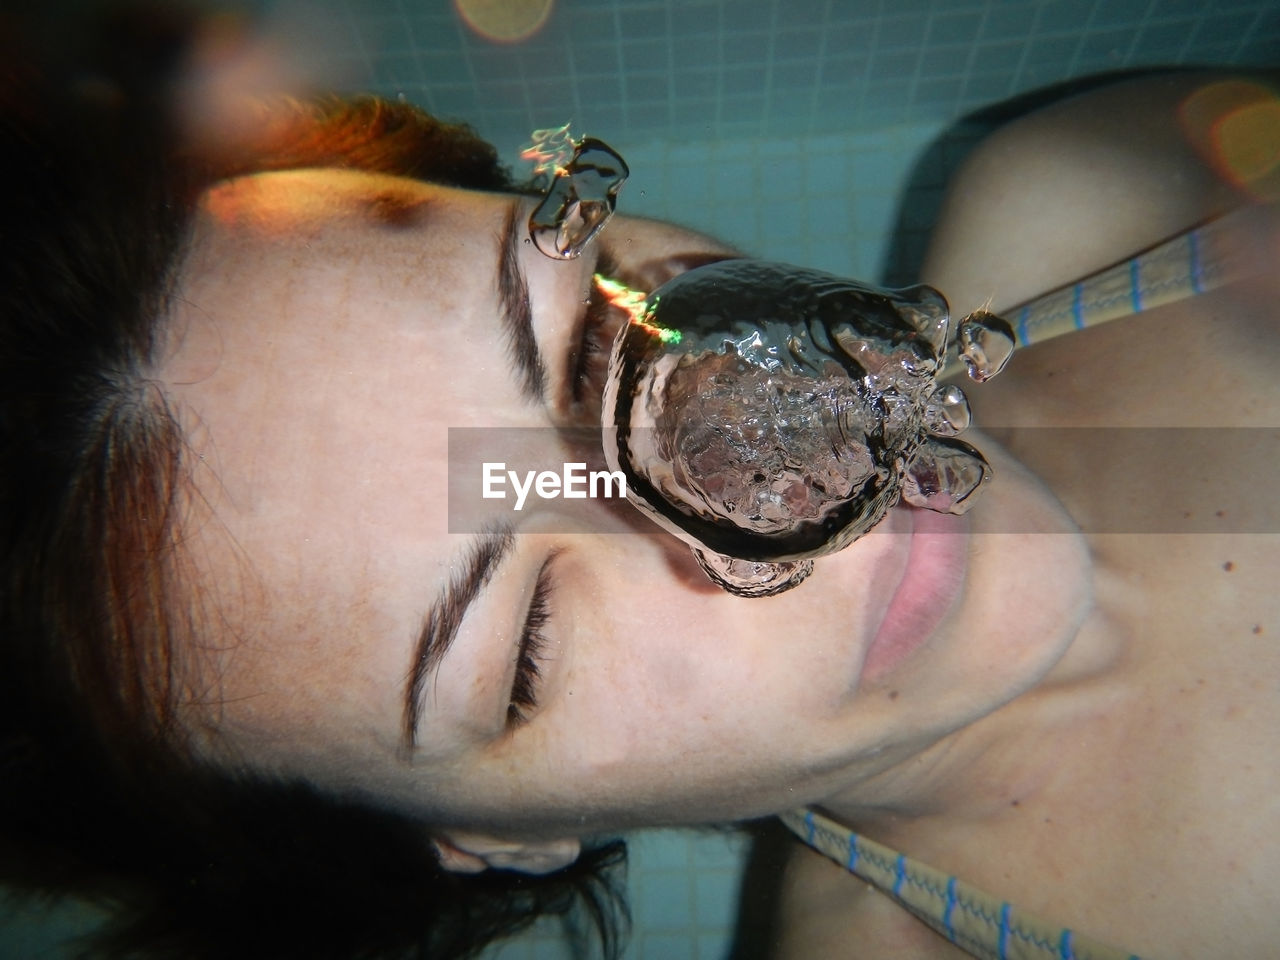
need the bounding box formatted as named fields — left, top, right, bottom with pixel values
left=4, top=1, right=1276, bottom=958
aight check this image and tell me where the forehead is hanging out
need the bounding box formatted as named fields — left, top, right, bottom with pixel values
left=160, top=170, right=532, bottom=764
left=166, top=171, right=528, bottom=498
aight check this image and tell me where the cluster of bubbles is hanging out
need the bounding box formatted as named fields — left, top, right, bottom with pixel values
left=601, top=261, right=1014, bottom=597
left=521, top=129, right=1013, bottom=597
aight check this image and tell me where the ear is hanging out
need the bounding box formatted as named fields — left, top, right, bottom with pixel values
left=432, top=830, right=582, bottom=875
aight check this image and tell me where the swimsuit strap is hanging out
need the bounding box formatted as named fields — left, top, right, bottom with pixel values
left=942, top=202, right=1272, bottom=378
left=780, top=808, right=1142, bottom=960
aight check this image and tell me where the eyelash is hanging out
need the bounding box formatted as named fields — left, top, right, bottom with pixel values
left=508, top=556, right=557, bottom=727
left=570, top=255, right=628, bottom=415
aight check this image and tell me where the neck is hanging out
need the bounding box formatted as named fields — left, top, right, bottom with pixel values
left=820, top=585, right=1136, bottom=847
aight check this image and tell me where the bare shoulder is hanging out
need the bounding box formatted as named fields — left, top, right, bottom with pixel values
left=768, top=837, right=970, bottom=960
left=922, top=72, right=1248, bottom=315
left=919, top=72, right=1280, bottom=428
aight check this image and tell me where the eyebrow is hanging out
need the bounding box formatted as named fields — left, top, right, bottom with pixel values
left=498, top=200, right=547, bottom=403
left=401, top=526, right=517, bottom=753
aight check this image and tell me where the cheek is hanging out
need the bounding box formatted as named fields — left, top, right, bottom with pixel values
left=549, top=616, right=729, bottom=784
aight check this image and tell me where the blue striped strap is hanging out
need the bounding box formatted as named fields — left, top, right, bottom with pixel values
left=780, top=807, right=1143, bottom=960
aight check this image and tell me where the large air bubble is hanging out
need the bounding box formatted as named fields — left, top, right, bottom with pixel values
left=600, top=260, right=1012, bottom=596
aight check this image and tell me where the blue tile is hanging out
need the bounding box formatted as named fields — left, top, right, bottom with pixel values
left=694, top=869, right=741, bottom=927
left=981, top=4, right=1041, bottom=40
left=566, top=8, right=618, bottom=45
left=1149, top=0, right=1207, bottom=15
left=928, top=10, right=984, bottom=47
left=371, top=53, right=422, bottom=86
left=1024, top=33, right=1082, bottom=66
left=960, top=70, right=1016, bottom=105
left=638, top=933, right=698, bottom=960
left=634, top=869, right=695, bottom=930
left=571, top=42, right=623, bottom=74
left=722, top=31, right=772, bottom=64
left=878, top=13, right=929, bottom=50
left=620, top=5, right=671, bottom=39
left=628, top=72, right=672, bottom=101
left=778, top=0, right=830, bottom=25
left=1077, top=26, right=1136, bottom=61
left=719, top=92, right=767, bottom=125
left=772, top=58, right=820, bottom=89
left=525, top=77, right=578, bottom=105
left=1088, top=0, right=1152, bottom=27
left=1239, top=32, right=1280, bottom=65
left=969, top=37, right=1031, bottom=67
left=824, top=20, right=879, bottom=56
left=1132, top=20, right=1197, bottom=57
left=673, top=69, right=719, bottom=99
left=408, top=16, right=459, bottom=50
left=630, top=831, right=693, bottom=869
left=670, top=3, right=721, bottom=39
left=818, top=54, right=865, bottom=86
left=773, top=26, right=825, bottom=60
left=868, top=48, right=921, bottom=80
left=671, top=96, right=717, bottom=125
left=528, top=936, right=575, bottom=960
left=804, top=152, right=850, bottom=195
left=623, top=38, right=670, bottom=72
left=625, top=101, right=671, bottom=129
left=711, top=204, right=760, bottom=249
left=672, top=35, right=721, bottom=69
left=470, top=47, right=525, bottom=78
left=760, top=199, right=806, bottom=241
left=722, top=62, right=767, bottom=94
left=344, top=0, right=407, bottom=19
left=1189, top=10, right=1260, bottom=45
left=711, top=160, right=757, bottom=198
left=429, top=83, right=481, bottom=114
left=577, top=73, right=624, bottom=103
left=913, top=76, right=963, bottom=110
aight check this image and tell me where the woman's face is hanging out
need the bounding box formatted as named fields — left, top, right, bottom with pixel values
left=162, top=168, right=1091, bottom=838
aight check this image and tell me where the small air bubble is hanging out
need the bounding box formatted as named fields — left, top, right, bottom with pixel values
left=958, top=310, right=1015, bottom=381
left=527, top=138, right=630, bottom=259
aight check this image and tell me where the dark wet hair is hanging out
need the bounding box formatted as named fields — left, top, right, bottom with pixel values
left=0, top=6, right=624, bottom=958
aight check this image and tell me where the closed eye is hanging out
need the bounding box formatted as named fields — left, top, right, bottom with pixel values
left=508, top=553, right=559, bottom=727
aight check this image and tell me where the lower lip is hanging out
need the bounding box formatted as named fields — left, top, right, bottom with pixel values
left=861, top=508, right=969, bottom=682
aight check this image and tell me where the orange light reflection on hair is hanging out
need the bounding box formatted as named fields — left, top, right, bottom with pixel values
left=1179, top=80, right=1280, bottom=202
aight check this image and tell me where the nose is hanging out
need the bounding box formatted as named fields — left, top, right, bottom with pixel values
left=602, top=215, right=742, bottom=292
left=624, top=251, right=744, bottom=293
